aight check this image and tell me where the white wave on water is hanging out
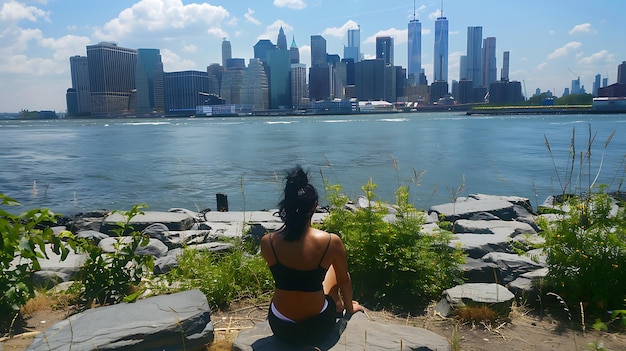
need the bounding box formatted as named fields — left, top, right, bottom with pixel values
left=378, top=118, right=409, bottom=122
left=265, top=121, right=294, bottom=124
left=122, top=121, right=172, bottom=126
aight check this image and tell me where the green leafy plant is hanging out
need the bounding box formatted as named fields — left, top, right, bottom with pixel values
left=321, top=180, right=465, bottom=309
left=0, top=194, right=70, bottom=327
left=160, top=241, right=273, bottom=309
left=69, top=204, right=154, bottom=306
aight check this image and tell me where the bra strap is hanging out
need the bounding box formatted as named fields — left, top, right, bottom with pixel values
left=318, top=233, right=332, bottom=266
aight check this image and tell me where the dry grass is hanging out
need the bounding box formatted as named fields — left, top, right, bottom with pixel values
left=455, top=305, right=496, bottom=324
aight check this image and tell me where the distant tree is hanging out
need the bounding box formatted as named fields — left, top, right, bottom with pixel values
left=555, top=93, right=593, bottom=105
left=527, top=92, right=552, bottom=106
left=18, top=110, right=39, bottom=119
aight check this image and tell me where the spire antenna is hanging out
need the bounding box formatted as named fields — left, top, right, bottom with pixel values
left=441, top=0, right=444, bottom=17
left=413, top=0, right=416, bottom=19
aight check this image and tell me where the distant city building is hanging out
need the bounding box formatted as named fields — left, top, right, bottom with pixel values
left=86, top=42, right=137, bottom=116
left=383, top=65, right=397, bottom=102
left=253, top=39, right=276, bottom=63
left=309, top=65, right=332, bottom=101
left=277, top=27, right=288, bottom=51
left=433, top=7, right=448, bottom=83
left=334, top=60, right=348, bottom=99
left=135, top=48, right=164, bottom=114
left=501, top=51, right=510, bottom=81
left=355, top=59, right=385, bottom=101
left=593, top=73, right=601, bottom=96
left=291, top=63, right=307, bottom=107
left=206, top=63, right=223, bottom=95
left=221, top=39, right=232, bottom=68
left=603, top=77, right=608, bottom=87
left=290, top=36, right=300, bottom=64
left=220, top=66, right=245, bottom=104
left=618, top=61, right=626, bottom=84
left=489, top=80, right=523, bottom=104
left=459, top=55, right=469, bottom=80
left=240, top=58, right=269, bottom=110
left=407, top=15, right=421, bottom=85
left=267, top=49, right=292, bottom=109
left=226, top=58, right=246, bottom=70
left=311, top=35, right=327, bottom=67
left=430, top=80, right=449, bottom=103
left=66, top=88, right=78, bottom=115
left=466, top=26, right=483, bottom=87
left=69, top=55, right=91, bottom=115
left=483, top=37, right=497, bottom=87
left=571, top=77, right=581, bottom=95
left=344, top=26, right=361, bottom=63
left=163, top=70, right=209, bottom=116
left=376, top=36, right=394, bottom=66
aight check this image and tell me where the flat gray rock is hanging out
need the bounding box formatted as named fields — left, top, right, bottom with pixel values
left=26, top=289, right=213, bottom=351
left=435, top=283, right=515, bottom=317
left=102, top=211, right=195, bottom=234
left=430, top=195, right=517, bottom=222
left=233, top=312, right=449, bottom=351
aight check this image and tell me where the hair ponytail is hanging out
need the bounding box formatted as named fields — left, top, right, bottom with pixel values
left=278, top=165, right=318, bottom=241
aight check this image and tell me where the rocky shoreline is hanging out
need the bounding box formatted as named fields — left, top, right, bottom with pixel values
left=15, top=193, right=613, bottom=350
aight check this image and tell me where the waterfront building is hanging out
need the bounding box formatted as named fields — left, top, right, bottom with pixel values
left=69, top=55, right=91, bottom=115
left=311, top=35, right=327, bottom=68
left=344, top=26, right=361, bottom=63
left=240, top=58, right=269, bottom=110
left=618, top=61, right=626, bottom=84
left=291, top=63, right=307, bottom=108
left=355, top=59, right=385, bottom=101
left=430, top=80, right=449, bottom=103
left=603, top=78, right=608, bottom=87
left=459, top=55, right=469, bottom=80
left=489, top=80, right=523, bottom=104
left=334, top=61, right=348, bottom=99
left=135, top=48, right=164, bottom=114
left=290, top=36, right=300, bottom=64
left=163, top=70, right=210, bottom=116
left=376, top=36, right=394, bottom=66
left=483, top=37, right=497, bottom=87
left=433, top=7, right=448, bottom=83
left=277, top=27, right=288, bottom=51
left=407, top=12, right=422, bottom=85
left=383, top=65, right=397, bottom=102
left=501, top=51, right=510, bottom=81
left=267, top=49, right=292, bottom=109
left=466, top=26, right=483, bottom=87
left=222, top=39, right=232, bottom=68
left=226, top=58, right=246, bottom=70
left=86, top=42, right=137, bottom=116
left=343, top=58, right=356, bottom=86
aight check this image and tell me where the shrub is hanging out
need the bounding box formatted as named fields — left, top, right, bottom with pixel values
left=0, top=194, right=70, bottom=323
left=321, top=180, right=465, bottom=310
left=161, top=242, right=273, bottom=309
left=539, top=188, right=626, bottom=316
left=69, top=204, right=154, bottom=306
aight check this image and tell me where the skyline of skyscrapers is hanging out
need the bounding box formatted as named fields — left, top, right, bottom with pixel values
left=343, top=26, right=361, bottom=63
left=376, top=36, right=394, bottom=66
left=465, top=26, right=483, bottom=88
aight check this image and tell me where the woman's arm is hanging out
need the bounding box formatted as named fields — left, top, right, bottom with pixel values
left=330, top=234, right=363, bottom=314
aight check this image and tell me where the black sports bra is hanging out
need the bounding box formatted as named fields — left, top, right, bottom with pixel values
left=269, top=233, right=331, bottom=292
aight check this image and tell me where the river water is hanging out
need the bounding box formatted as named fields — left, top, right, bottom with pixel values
left=1, top=112, right=625, bottom=215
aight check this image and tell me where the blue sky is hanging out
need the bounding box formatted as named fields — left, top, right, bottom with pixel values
left=1, top=0, right=624, bottom=112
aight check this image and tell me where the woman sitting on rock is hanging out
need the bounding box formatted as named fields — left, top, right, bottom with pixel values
left=260, top=165, right=363, bottom=345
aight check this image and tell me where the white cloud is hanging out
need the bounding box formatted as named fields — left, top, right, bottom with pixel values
left=569, top=23, right=594, bottom=35
left=160, top=48, right=197, bottom=71
left=0, top=0, right=49, bottom=23
left=39, top=34, right=90, bottom=61
left=274, top=0, right=307, bottom=10
left=244, top=8, right=261, bottom=25
left=428, top=9, right=441, bottom=21
left=321, top=20, right=359, bottom=39
left=93, top=0, right=229, bottom=42
left=365, top=28, right=408, bottom=45
left=578, top=50, right=614, bottom=65
left=536, top=62, right=547, bottom=70
left=547, top=41, right=582, bottom=59
left=182, top=44, right=197, bottom=53
left=257, top=20, right=293, bottom=41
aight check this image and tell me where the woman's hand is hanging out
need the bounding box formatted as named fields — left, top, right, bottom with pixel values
left=347, top=300, right=364, bottom=314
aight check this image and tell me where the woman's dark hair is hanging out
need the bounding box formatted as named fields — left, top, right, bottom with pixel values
left=278, top=165, right=318, bottom=241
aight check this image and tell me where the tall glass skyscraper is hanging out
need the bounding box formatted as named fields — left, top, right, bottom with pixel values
left=407, top=16, right=421, bottom=85
left=483, top=37, right=497, bottom=87
left=135, top=48, right=164, bottom=114
left=86, top=42, right=137, bottom=116
left=466, top=26, right=483, bottom=87
left=310, top=35, right=327, bottom=67
left=433, top=10, right=448, bottom=83
left=344, top=26, right=361, bottom=63
left=69, top=55, right=91, bottom=115
left=277, top=27, right=288, bottom=51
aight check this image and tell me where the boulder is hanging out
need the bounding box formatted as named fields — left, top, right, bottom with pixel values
left=429, top=194, right=519, bottom=222
left=101, top=211, right=195, bottom=234
left=31, top=249, right=86, bottom=287
left=26, top=289, right=213, bottom=351
left=435, top=283, right=515, bottom=318
left=99, top=236, right=169, bottom=258
left=233, top=312, right=449, bottom=351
